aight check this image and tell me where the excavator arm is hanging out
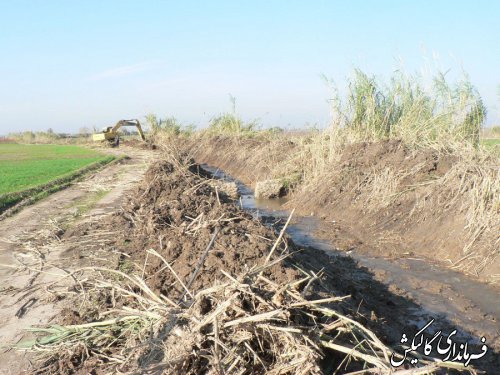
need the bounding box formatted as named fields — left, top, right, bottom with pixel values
left=92, top=119, right=146, bottom=143
left=111, top=119, right=146, bottom=141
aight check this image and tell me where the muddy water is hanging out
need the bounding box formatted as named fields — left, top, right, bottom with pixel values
left=202, top=164, right=499, bottom=345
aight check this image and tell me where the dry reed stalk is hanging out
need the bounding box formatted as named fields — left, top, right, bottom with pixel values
left=11, top=256, right=469, bottom=374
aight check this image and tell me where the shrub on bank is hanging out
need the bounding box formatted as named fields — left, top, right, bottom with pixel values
left=145, top=113, right=194, bottom=137
left=208, top=112, right=259, bottom=135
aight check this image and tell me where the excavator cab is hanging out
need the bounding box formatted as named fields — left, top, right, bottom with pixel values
left=92, top=119, right=146, bottom=146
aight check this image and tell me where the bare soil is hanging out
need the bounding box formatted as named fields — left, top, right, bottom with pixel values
left=65, top=160, right=301, bottom=299
left=291, top=140, right=498, bottom=284
left=179, top=135, right=298, bottom=185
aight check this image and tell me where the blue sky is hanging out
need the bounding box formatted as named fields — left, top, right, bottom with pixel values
left=0, top=0, right=498, bottom=134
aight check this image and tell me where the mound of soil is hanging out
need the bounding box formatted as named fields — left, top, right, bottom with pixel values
left=179, top=134, right=300, bottom=185
left=91, top=158, right=379, bottom=318
left=55, top=158, right=373, bottom=373
left=121, top=138, right=158, bottom=150
left=54, top=153, right=498, bottom=374
left=107, top=160, right=301, bottom=298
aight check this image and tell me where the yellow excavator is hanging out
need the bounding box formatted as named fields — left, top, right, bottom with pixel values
left=92, top=119, right=146, bottom=146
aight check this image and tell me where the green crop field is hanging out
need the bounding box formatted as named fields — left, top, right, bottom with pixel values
left=0, top=144, right=114, bottom=211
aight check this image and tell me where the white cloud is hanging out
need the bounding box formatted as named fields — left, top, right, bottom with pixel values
left=89, top=60, right=163, bottom=81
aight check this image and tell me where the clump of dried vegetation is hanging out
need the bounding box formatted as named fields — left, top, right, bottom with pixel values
left=14, top=257, right=456, bottom=375
left=16, top=263, right=464, bottom=374
left=13, top=258, right=391, bottom=374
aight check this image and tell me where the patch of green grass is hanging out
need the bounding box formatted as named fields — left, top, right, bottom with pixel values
left=481, top=138, right=500, bottom=149
left=69, top=189, right=111, bottom=218
left=0, top=144, right=108, bottom=195
left=208, top=113, right=258, bottom=135
left=119, top=259, right=135, bottom=274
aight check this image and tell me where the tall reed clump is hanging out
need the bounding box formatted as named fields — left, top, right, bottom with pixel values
left=145, top=113, right=194, bottom=137
left=228, top=67, right=490, bottom=185
left=330, top=69, right=487, bottom=149
left=292, top=66, right=492, bottom=196
left=208, top=112, right=258, bottom=135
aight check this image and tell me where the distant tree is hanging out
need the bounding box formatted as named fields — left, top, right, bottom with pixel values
left=23, top=131, right=35, bottom=143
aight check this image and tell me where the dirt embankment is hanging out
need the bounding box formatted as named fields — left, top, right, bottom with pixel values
left=43, top=154, right=497, bottom=374
left=177, top=135, right=300, bottom=185
left=85, top=160, right=300, bottom=297
left=180, top=135, right=499, bottom=285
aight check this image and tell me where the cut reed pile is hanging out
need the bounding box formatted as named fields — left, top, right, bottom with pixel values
left=12, top=155, right=463, bottom=374
left=16, top=259, right=463, bottom=374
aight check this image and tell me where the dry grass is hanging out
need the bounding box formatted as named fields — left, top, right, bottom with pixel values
left=13, top=248, right=466, bottom=374
left=441, top=156, right=500, bottom=275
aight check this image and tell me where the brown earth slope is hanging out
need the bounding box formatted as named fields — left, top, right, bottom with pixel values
left=180, top=135, right=499, bottom=284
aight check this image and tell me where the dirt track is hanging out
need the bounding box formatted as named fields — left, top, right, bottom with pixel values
left=0, top=146, right=155, bottom=375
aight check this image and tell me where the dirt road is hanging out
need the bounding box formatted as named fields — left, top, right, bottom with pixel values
left=0, top=147, right=155, bottom=375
